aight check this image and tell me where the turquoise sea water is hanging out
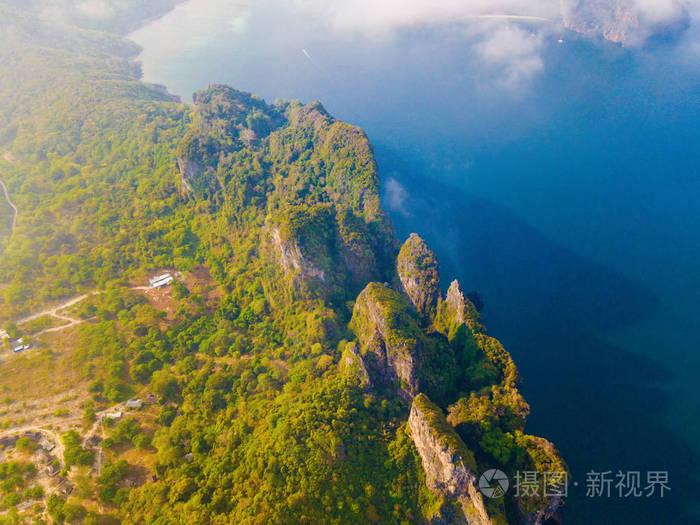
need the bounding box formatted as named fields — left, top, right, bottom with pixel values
left=130, top=3, right=700, bottom=522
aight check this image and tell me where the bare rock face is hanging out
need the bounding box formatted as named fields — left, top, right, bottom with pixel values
left=267, top=225, right=327, bottom=284
left=350, top=282, right=425, bottom=398
left=409, top=394, right=477, bottom=497
left=263, top=202, right=385, bottom=303
left=176, top=157, right=216, bottom=196
left=442, top=280, right=485, bottom=334
left=409, top=394, right=501, bottom=525
left=339, top=342, right=372, bottom=390
left=397, top=233, right=440, bottom=322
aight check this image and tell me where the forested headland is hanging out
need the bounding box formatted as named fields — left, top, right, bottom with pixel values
left=0, top=3, right=565, bottom=524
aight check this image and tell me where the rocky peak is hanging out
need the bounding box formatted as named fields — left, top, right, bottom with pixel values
left=286, top=100, right=331, bottom=132
left=409, top=394, right=501, bottom=525
left=442, top=280, right=484, bottom=334
left=349, top=282, right=425, bottom=398
left=397, top=233, right=440, bottom=322
left=339, top=342, right=372, bottom=390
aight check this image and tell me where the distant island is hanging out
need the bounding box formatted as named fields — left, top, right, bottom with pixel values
left=561, top=0, right=690, bottom=44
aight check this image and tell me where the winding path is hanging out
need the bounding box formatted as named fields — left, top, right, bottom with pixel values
left=0, top=178, right=18, bottom=243
left=16, top=286, right=153, bottom=337
left=18, top=292, right=97, bottom=336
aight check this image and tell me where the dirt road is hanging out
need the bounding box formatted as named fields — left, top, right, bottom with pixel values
left=0, top=178, right=17, bottom=243
left=16, top=292, right=97, bottom=337
left=17, top=285, right=154, bottom=337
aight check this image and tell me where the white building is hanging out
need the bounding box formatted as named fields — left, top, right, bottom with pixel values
left=149, top=273, right=174, bottom=288
left=103, top=411, right=122, bottom=421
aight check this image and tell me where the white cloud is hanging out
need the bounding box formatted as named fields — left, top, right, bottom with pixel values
left=132, top=0, right=697, bottom=93
left=474, top=23, right=544, bottom=90
left=281, top=0, right=695, bottom=91
left=283, top=0, right=556, bottom=90
left=385, top=177, right=411, bottom=217
left=633, top=0, right=687, bottom=25
left=39, top=0, right=698, bottom=91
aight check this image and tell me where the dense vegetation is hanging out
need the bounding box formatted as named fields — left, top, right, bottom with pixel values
left=0, top=460, right=42, bottom=512
left=0, top=3, right=564, bottom=524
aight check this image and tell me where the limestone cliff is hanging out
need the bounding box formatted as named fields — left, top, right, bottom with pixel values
left=173, top=84, right=568, bottom=524
left=263, top=202, right=385, bottom=303
left=176, top=158, right=207, bottom=196
left=339, top=342, right=372, bottom=390
left=437, top=280, right=485, bottom=335
left=349, top=275, right=462, bottom=405
left=178, top=85, right=396, bottom=303
left=348, top=234, right=568, bottom=524
left=349, top=282, right=425, bottom=398
left=265, top=224, right=327, bottom=286
left=398, top=233, right=441, bottom=322
left=409, top=394, right=505, bottom=525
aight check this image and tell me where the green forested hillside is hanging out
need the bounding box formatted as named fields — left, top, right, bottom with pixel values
left=0, top=4, right=565, bottom=525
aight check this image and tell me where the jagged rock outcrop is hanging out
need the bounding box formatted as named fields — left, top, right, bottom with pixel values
left=339, top=342, right=372, bottom=390
left=263, top=201, right=385, bottom=302
left=349, top=282, right=426, bottom=398
left=390, top=247, right=565, bottom=525
left=438, top=280, right=485, bottom=335
left=397, top=233, right=440, bottom=322
left=176, top=157, right=213, bottom=196
left=409, top=394, right=478, bottom=496
left=171, top=84, right=567, bottom=525
left=266, top=225, right=326, bottom=284
left=258, top=97, right=396, bottom=301
left=269, top=99, right=394, bottom=239
left=513, top=435, right=567, bottom=525
left=409, top=394, right=503, bottom=525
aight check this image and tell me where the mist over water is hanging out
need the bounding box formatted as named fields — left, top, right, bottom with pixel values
left=131, top=2, right=700, bottom=522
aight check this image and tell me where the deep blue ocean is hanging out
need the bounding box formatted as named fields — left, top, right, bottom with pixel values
left=131, top=3, right=700, bottom=523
